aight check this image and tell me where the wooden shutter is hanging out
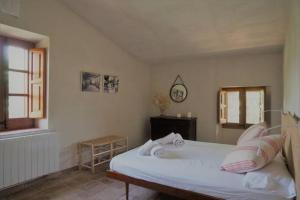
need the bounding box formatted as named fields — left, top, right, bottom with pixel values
left=28, top=48, right=45, bottom=118
left=219, top=90, right=227, bottom=124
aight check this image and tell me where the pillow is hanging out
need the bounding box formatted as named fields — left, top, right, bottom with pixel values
left=243, top=154, right=296, bottom=198
left=237, top=122, right=267, bottom=145
left=221, top=134, right=285, bottom=173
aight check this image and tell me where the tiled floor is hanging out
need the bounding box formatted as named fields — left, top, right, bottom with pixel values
left=0, top=169, right=180, bottom=200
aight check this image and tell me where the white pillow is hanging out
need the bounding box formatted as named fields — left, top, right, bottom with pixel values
left=243, top=154, right=296, bottom=199
left=221, top=134, right=285, bottom=173
left=237, top=123, right=267, bottom=145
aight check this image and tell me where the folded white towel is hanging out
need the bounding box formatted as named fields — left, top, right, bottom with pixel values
left=155, top=132, right=185, bottom=148
left=173, top=133, right=185, bottom=147
left=155, top=132, right=176, bottom=145
left=150, top=145, right=165, bottom=158
left=138, top=140, right=159, bottom=156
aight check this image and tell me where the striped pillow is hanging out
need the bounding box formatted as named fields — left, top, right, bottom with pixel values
left=237, top=123, right=267, bottom=145
left=221, top=134, right=285, bottom=173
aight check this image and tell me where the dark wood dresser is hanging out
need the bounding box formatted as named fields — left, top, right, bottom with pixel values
left=150, top=116, right=197, bottom=140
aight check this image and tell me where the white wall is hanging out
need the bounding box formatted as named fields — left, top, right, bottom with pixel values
left=283, top=0, right=300, bottom=118
left=151, top=51, right=283, bottom=144
left=0, top=36, right=4, bottom=130
left=0, top=0, right=151, bottom=169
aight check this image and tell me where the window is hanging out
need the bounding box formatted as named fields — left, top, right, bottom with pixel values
left=0, top=37, right=46, bottom=130
left=8, top=46, right=29, bottom=119
left=218, top=87, right=265, bottom=129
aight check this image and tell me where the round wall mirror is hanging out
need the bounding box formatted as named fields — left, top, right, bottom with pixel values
left=170, top=84, right=188, bottom=103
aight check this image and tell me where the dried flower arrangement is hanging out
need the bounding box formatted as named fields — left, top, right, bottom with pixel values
left=153, top=93, right=171, bottom=115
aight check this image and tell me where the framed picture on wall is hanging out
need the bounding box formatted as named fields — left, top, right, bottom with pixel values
left=81, top=72, right=101, bottom=92
left=103, top=75, right=119, bottom=93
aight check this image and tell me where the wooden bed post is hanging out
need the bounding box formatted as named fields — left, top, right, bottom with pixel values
left=125, top=182, right=129, bottom=200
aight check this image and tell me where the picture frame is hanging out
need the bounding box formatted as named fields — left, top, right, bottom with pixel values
left=103, top=75, right=119, bottom=93
left=170, top=75, right=188, bottom=103
left=81, top=72, right=101, bottom=92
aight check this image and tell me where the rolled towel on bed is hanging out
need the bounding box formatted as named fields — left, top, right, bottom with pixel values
left=155, top=132, right=176, bottom=145
left=150, top=145, right=165, bottom=158
left=173, top=133, right=185, bottom=147
left=138, top=140, right=159, bottom=156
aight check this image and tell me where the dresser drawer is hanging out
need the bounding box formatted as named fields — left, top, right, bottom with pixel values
left=150, top=116, right=196, bottom=140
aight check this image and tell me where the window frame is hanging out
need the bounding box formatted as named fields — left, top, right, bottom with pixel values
left=0, top=37, right=48, bottom=131
left=6, top=67, right=34, bottom=130
left=4, top=39, right=35, bottom=130
left=218, top=86, right=266, bottom=129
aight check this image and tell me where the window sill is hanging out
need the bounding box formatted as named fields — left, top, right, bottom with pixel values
left=0, top=128, right=54, bottom=139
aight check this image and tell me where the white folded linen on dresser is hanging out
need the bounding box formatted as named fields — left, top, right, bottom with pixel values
left=111, top=140, right=294, bottom=200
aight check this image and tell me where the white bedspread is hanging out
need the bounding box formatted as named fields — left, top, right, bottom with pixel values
left=110, top=140, right=292, bottom=200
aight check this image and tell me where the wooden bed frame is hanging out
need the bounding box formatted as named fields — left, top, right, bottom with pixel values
left=107, top=113, right=300, bottom=200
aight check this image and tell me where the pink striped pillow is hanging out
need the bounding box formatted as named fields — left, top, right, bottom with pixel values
left=221, top=134, right=285, bottom=173
left=237, top=123, right=267, bottom=145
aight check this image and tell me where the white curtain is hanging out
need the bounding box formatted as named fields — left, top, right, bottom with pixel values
left=0, top=0, right=21, bottom=17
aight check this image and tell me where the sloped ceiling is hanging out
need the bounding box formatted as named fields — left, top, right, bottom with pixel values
left=61, top=0, right=289, bottom=64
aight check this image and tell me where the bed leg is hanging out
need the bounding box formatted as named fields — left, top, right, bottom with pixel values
left=125, top=182, right=129, bottom=200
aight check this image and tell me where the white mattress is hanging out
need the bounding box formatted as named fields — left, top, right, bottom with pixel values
left=110, top=140, right=291, bottom=200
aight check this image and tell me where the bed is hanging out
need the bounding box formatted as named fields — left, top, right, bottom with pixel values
left=107, top=113, right=300, bottom=200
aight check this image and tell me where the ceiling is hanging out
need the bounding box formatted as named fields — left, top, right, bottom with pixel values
left=61, top=0, right=290, bottom=64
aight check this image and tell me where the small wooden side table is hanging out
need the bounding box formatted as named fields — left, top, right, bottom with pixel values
left=78, top=135, right=128, bottom=173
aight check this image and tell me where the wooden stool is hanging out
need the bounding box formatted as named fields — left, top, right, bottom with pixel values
left=78, top=135, right=128, bottom=173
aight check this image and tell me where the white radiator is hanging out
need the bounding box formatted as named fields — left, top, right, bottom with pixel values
left=0, top=130, right=59, bottom=190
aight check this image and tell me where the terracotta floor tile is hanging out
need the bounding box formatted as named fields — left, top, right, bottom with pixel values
left=1, top=170, right=182, bottom=200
